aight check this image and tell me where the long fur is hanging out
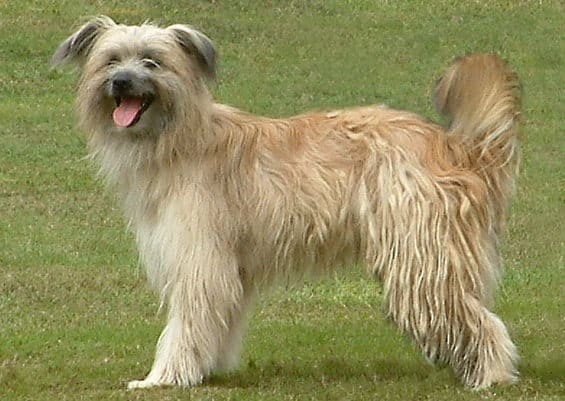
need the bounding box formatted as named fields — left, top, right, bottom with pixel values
left=52, top=17, right=521, bottom=390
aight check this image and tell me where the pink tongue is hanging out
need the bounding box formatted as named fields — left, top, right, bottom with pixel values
left=113, top=97, right=143, bottom=127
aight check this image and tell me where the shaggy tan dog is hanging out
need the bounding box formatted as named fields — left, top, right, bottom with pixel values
left=52, top=16, right=521, bottom=390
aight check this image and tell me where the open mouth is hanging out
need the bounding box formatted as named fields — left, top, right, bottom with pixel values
left=112, top=95, right=154, bottom=128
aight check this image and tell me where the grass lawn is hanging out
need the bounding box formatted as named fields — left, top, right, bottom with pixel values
left=1, top=1, right=563, bottom=400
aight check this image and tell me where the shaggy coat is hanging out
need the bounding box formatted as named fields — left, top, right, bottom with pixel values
left=52, top=16, right=521, bottom=390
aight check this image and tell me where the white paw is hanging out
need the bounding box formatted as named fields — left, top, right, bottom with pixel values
left=127, top=379, right=162, bottom=389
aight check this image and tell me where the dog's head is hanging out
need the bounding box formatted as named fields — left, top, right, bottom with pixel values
left=52, top=16, right=216, bottom=136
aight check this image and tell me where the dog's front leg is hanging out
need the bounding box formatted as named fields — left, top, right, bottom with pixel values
left=128, top=245, right=244, bottom=389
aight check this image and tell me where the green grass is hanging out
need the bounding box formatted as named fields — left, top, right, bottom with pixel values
left=1, top=1, right=564, bottom=400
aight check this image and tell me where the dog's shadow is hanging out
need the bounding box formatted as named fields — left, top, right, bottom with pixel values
left=208, top=356, right=436, bottom=389
left=209, top=356, right=565, bottom=390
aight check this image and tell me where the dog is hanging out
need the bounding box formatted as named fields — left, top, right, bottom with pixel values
left=52, top=16, right=521, bottom=390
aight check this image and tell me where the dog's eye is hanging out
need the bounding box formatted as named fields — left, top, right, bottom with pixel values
left=107, top=55, right=120, bottom=66
left=143, top=59, right=160, bottom=69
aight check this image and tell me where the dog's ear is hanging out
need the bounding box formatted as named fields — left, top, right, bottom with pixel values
left=51, top=16, right=116, bottom=68
left=168, top=25, right=217, bottom=81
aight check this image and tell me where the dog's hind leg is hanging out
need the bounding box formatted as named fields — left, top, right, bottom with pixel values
left=128, top=247, right=245, bottom=389
left=384, top=274, right=519, bottom=389
left=448, top=294, right=519, bottom=389
left=368, top=177, right=519, bottom=389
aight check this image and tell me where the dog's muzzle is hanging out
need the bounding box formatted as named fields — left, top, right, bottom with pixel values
left=110, top=71, right=155, bottom=128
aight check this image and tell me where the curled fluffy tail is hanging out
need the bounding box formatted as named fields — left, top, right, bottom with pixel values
left=434, top=54, right=521, bottom=218
left=434, top=53, right=521, bottom=166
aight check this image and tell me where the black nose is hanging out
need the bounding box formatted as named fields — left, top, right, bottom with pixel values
left=111, top=71, right=135, bottom=93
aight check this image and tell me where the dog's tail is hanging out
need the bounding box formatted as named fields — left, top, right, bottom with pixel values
left=434, top=53, right=521, bottom=220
